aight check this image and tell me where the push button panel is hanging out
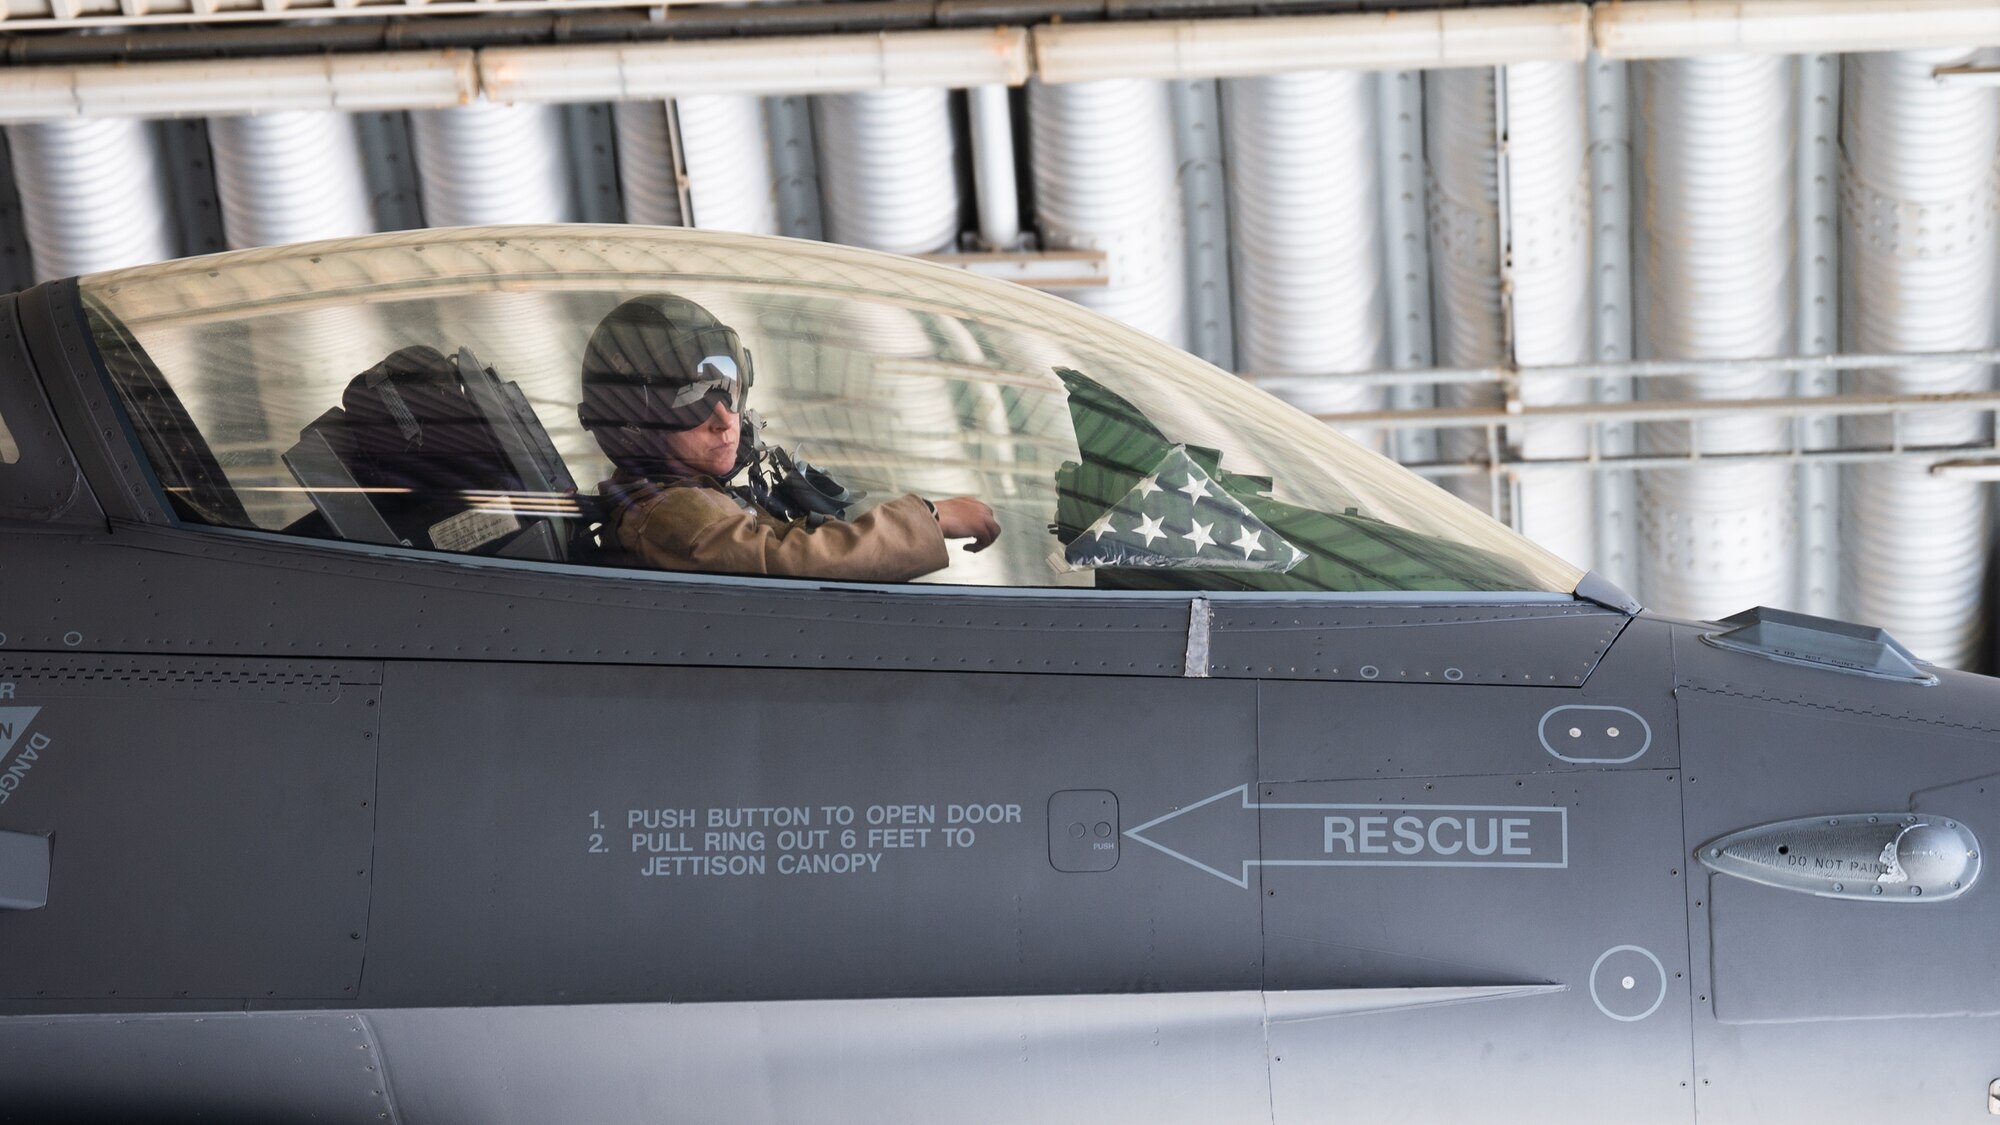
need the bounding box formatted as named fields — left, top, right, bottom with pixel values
left=1049, top=790, right=1119, bottom=872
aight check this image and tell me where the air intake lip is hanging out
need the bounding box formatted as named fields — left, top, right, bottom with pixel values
left=1699, top=606, right=1937, bottom=685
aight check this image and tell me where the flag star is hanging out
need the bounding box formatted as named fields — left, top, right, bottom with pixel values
left=1134, top=475, right=1163, bottom=498
left=1233, top=528, right=1264, bottom=557
left=1087, top=514, right=1118, bottom=540
left=1183, top=520, right=1215, bottom=553
left=1133, top=513, right=1167, bottom=547
left=1177, top=474, right=1212, bottom=502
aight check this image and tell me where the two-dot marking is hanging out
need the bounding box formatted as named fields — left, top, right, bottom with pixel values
left=1540, top=706, right=1651, bottom=765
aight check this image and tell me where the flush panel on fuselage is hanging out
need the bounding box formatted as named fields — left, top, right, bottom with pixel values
left=0, top=654, right=381, bottom=1006
left=360, top=661, right=1262, bottom=1007
left=1673, top=628, right=2000, bottom=1124
left=1248, top=615, right=1692, bottom=1123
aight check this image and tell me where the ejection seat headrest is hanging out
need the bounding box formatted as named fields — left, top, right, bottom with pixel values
left=335, top=345, right=515, bottom=495
left=340, top=346, right=474, bottom=450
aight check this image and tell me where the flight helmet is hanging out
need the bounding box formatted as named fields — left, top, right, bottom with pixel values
left=578, top=293, right=754, bottom=474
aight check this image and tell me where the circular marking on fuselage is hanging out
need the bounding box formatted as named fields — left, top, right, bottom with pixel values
left=1589, top=945, right=1667, bottom=1022
left=61, top=632, right=81, bottom=647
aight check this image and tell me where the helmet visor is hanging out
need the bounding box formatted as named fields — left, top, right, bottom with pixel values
left=666, top=354, right=747, bottom=413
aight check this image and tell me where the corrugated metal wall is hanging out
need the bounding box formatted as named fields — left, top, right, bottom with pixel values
left=4, top=56, right=1995, bottom=666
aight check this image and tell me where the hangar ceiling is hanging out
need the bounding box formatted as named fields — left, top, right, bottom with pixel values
left=0, top=1, right=1996, bottom=667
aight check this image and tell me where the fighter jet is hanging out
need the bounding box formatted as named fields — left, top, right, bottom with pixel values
left=0, top=225, right=1992, bottom=1124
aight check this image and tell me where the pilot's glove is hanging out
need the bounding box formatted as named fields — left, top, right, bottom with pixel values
left=934, top=497, right=1001, bottom=552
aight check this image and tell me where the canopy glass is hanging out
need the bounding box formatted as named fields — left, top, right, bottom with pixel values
left=79, top=225, right=1582, bottom=594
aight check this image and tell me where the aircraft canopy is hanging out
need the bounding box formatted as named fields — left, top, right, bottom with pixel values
left=76, top=226, right=1583, bottom=595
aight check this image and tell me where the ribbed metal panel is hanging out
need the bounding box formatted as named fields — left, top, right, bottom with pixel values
left=814, top=89, right=962, bottom=255
left=5, top=119, right=173, bottom=281
left=612, top=101, right=685, bottom=228
left=1377, top=69, right=1440, bottom=469
left=409, top=102, right=573, bottom=226
left=1635, top=55, right=1797, bottom=621
left=1503, top=61, right=1595, bottom=570
left=208, top=112, right=372, bottom=249
left=676, top=94, right=781, bottom=235
left=1424, top=68, right=1502, bottom=511
left=1029, top=79, right=1187, bottom=347
left=1222, top=71, right=1385, bottom=426
left=1841, top=48, right=1998, bottom=668
left=1587, top=55, right=1641, bottom=593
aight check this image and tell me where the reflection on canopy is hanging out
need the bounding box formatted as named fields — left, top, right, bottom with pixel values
left=77, top=225, right=1583, bottom=596
left=1052, top=370, right=1549, bottom=593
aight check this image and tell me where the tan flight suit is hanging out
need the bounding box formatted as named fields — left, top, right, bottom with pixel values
left=601, top=474, right=949, bottom=582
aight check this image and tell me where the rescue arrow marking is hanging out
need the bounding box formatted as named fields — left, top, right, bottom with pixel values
left=1124, top=784, right=1569, bottom=889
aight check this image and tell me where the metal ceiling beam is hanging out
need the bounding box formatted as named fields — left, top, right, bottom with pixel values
left=0, top=0, right=1610, bottom=35
left=0, top=52, right=474, bottom=121
left=1033, top=8, right=1589, bottom=81
left=6, top=0, right=2000, bottom=118
left=1595, top=0, right=2000, bottom=60
left=482, top=29, right=1029, bottom=103
left=3, top=0, right=2000, bottom=71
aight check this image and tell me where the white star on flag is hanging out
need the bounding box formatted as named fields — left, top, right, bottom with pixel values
left=1060, top=444, right=1307, bottom=574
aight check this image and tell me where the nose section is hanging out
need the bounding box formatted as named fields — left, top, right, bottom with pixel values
left=1671, top=607, right=2000, bottom=1030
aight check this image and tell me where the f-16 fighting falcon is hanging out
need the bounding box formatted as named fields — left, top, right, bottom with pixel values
left=0, top=226, right=1993, bottom=1123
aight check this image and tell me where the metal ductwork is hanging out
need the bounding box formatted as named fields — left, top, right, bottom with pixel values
left=409, top=102, right=578, bottom=437
left=813, top=89, right=962, bottom=255
left=409, top=102, right=574, bottom=226
left=5, top=118, right=172, bottom=281
left=1222, top=71, right=1386, bottom=429
left=1841, top=48, right=1999, bottom=669
left=611, top=101, right=686, bottom=228
left=1502, top=60, right=1595, bottom=571
left=206, top=109, right=381, bottom=467
left=207, top=111, right=373, bottom=248
left=1634, top=54, right=1797, bottom=622
left=1029, top=78, right=1188, bottom=347
left=675, top=94, right=782, bottom=235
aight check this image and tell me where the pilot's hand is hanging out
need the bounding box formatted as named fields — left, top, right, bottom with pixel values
left=934, top=497, right=1001, bottom=552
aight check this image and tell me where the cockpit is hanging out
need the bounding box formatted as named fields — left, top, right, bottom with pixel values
left=74, top=225, right=1582, bottom=596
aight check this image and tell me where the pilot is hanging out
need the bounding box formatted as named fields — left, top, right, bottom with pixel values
left=578, top=293, right=1000, bottom=582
